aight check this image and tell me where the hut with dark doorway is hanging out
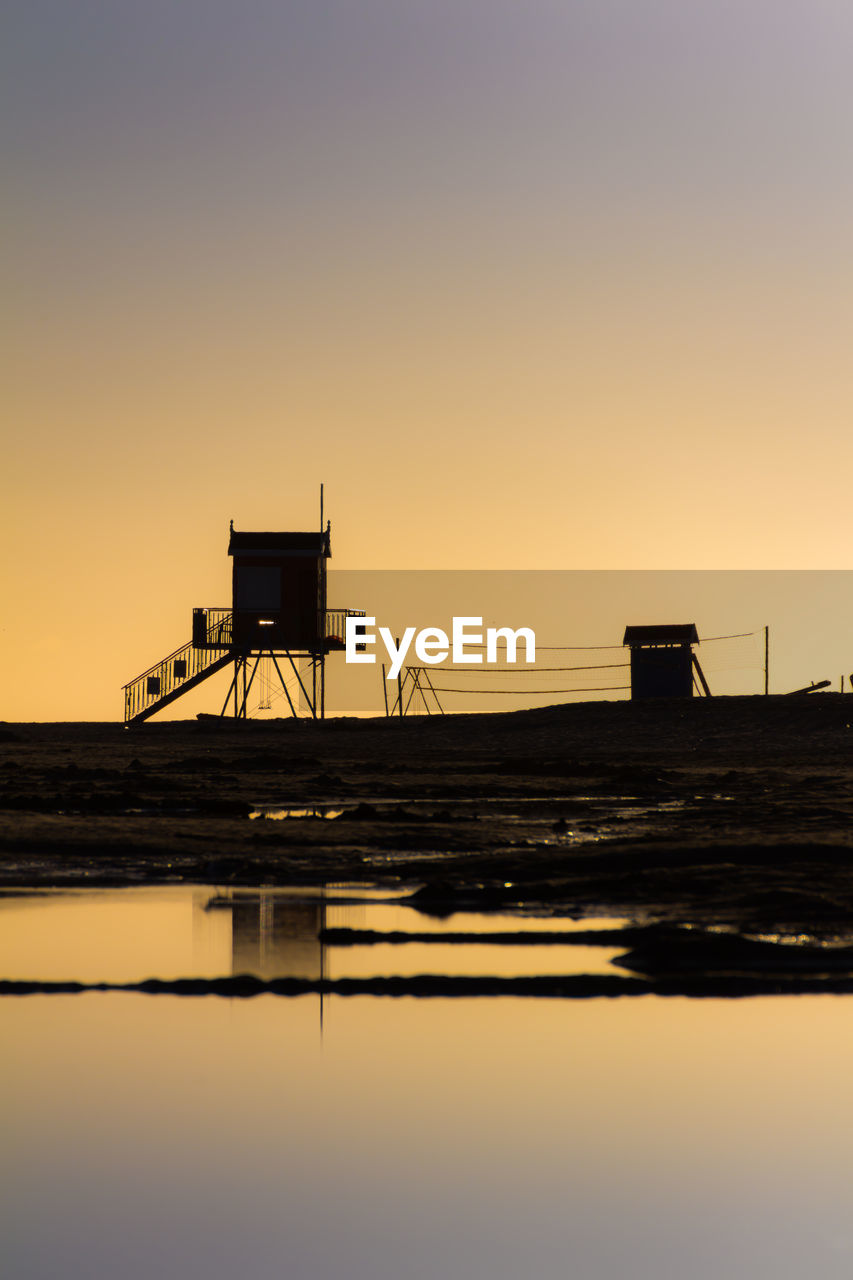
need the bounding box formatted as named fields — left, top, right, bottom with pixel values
left=623, top=624, right=710, bottom=699
left=226, top=525, right=330, bottom=653
left=123, top=508, right=364, bottom=723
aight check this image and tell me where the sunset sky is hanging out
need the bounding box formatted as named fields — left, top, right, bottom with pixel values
left=5, top=2, right=853, bottom=719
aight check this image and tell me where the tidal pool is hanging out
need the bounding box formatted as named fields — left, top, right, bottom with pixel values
left=0, top=884, right=626, bottom=983
left=3, top=887, right=853, bottom=1278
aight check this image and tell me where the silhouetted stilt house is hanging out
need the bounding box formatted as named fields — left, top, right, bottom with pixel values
left=222, top=525, right=330, bottom=652
left=623, top=624, right=711, bottom=699
left=123, top=515, right=363, bottom=723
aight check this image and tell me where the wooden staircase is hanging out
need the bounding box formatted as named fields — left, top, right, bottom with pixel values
left=123, top=613, right=234, bottom=723
left=123, top=606, right=367, bottom=722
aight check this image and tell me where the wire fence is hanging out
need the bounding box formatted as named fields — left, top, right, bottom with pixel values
left=390, top=628, right=768, bottom=714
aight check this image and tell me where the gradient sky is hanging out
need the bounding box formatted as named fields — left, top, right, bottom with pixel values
left=5, top=2, right=853, bottom=718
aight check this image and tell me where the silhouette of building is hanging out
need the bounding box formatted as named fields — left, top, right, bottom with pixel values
left=623, top=624, right=710, bottom=699
left=123, top=508, right=363, bottom=723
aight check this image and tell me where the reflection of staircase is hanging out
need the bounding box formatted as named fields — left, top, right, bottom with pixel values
left=123, top=612, right=234, bottom=723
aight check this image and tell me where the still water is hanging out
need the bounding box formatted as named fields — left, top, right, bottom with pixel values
left=3, top=886, right=853, bottom=1279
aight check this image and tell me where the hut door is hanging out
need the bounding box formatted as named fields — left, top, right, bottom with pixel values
left=235, top=566, right=281, bottom=611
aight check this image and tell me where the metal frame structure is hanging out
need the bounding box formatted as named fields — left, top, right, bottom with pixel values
left=386, top=665, right=445, bottom=716
left=218, top=647, right=326, bottom=721
left=122, top=495, right=363, bottom=724
left=123, top=605, right=363, bottom=724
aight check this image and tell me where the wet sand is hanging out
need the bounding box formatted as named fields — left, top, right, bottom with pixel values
left=3, top=695, right=853, bottom=992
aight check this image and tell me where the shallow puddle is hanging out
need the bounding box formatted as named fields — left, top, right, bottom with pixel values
left=6, top=887, right=853, bottom=1279
left=249, top=806, right=345, bottom=820
left=5, top=984, right=853, bottom=1280
left=248, top=792, right=690, bottom=846
left=0, top=883, right=627, bottom=984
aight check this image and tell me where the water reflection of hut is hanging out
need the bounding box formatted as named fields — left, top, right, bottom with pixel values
left=207, top=890, right=326, bottom=980
left=623, top=624, right=710, bottom=699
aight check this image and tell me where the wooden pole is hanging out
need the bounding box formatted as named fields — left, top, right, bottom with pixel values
left=422, top=668, right=444, bottom=715
left=403, top=671, right=420, bottom=716
left=220, top=662, right=239, bottom=717
left=397, top=639, right=403, bottom=716
left=381, top=664, right=389, bottom=716
left=692, top=653, right=712, bottom=698
left=764, top=625, right=769, bottom=696
left=269, top=653, right=297, bottom=717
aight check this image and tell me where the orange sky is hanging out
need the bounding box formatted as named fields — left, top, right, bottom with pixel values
left=4, top=2, right=853, bottom=719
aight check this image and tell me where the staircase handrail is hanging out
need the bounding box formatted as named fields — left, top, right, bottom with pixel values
left=122, top=610, right=232, bottom=690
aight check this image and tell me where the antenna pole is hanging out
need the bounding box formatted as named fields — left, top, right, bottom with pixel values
left=764, top=625, right=769, bottom=696
left=320, top=483, right=324, bottom=533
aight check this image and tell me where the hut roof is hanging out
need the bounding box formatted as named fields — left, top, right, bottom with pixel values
left=228, top=529, right=331, bottom=557
left=623, top=624, right=699, bottom=647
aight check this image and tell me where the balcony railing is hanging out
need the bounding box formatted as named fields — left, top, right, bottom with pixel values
left=325, top=607, right=366, bottom=647
left=192, top=608, right=233, bottom=649
left=193, top=605, right=365, bottom=651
